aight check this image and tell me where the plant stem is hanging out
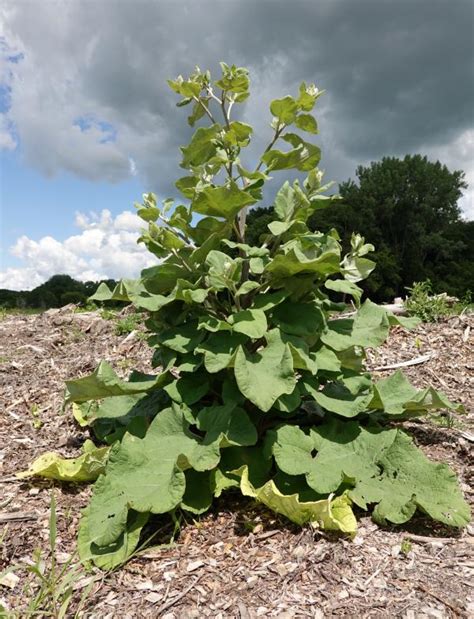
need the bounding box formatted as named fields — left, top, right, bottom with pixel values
left=193, top=96, right=216, bottom=124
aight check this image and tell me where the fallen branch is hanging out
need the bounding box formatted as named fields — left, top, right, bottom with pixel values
left=417, top=582, right=467, bottom=617
left=156, top=575, right=203, bottom=614
left=371, top=353, right=432, bottom=371
left=0, top=511, right=38, bottom=523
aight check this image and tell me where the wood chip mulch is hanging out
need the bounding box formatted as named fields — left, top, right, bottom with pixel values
left=0, top=307, right=472, bottom=618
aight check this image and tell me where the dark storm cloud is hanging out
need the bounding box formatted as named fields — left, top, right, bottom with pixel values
left=2, top=0, right=473, bottom=212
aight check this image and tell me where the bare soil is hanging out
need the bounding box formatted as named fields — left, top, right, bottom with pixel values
left=0, top=307, right=472, bottom=618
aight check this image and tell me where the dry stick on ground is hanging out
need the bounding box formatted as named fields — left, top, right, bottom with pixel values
left=371, top=353, right=432, bottom=371
left=0, top=511, right=38, bottom=524
left=417, top=582, right=468, bottom=617
left=156, top=574, right=203, bottom=615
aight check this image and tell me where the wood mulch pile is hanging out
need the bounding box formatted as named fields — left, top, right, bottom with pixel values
left=0, top=306, right=472, bottom=618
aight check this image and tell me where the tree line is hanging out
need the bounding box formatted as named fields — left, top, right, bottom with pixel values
left=0, top=274, right=119, bottom=309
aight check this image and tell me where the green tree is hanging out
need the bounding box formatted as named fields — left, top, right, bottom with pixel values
left=312, top=155, right=468, bottom=300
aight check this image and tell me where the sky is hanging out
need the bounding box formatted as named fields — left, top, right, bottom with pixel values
left=0, top=0, right=473, bottom=291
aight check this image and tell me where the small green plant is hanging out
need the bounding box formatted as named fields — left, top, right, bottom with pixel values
left=453, top=290, right=473, bottom=315
left=400, top=538, right=412, bottom=555
left=65, top=326, right=86, bottom=343
left=74, top=300, right=98, bottom=313
left=429, top=411, right=464, bottom=430
left=405, top=280, right=450, bottom=322
left=0, top=306, right=7, bottom=320
left=23, top=63, right=469, bottom=570
left=99, top=308, right=117, bottom=321
left=30, top=404, right=43, bottom=430
left=0, top=494, right=94, bottom=617
left=114, top=312, right=143, bottom=336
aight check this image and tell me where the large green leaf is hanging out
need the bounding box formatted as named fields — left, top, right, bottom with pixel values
left=180, top=124, right=220, bottom=168
left=195, top=331, right=246, bottom=373
left=312, top=374, right=373, bottom=418
left=350, top=431, right=470, bottom=527
left=369, top=370, right=464, bottom=416
left=272, top=420, right=470, bottom=527
left=272, top=300, right=325, bottom=339
left=273, top=181, right=296, bottom=221
left=65, top=361, right=171, bottom=405
left=295, top=113, right=318, bottom=134
left=142, top=262, right=188, bottom=295
left=234, top=330, right=297, bottom=412
left=325, top=279, right=363, bottom=307
left=240, top=467, right=356, bottom=533
left=265, top=237, right=340, bottom=280
left=78, top=507, right=148, bottom=570
left=272, top=421, right=395, bottom=496
left=321, top=300, right=390, bottom=352
left=196, top=402, right=257, bottom=446
left=229, top=308, right=268, bottom=339
left=156, top=322, right=204, bottom=354
left=85, top=406, right=221, bottom=548
left=193, top=183, right=257, bottom=219
left=313, top=345, right=341, bottom=373
left=89, top=279, right=171, bottom=312
left=164, top=372, right=210, bottom=405
left=281, top=334, right=318, bottom=373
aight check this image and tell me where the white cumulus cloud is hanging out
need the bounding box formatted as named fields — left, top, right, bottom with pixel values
left=0, top=209, right=156, bottom=290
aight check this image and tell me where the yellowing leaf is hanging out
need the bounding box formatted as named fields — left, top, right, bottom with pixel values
left=240, top=467, right=356, bottom=533
left=18, top=440, right=110, bottom=482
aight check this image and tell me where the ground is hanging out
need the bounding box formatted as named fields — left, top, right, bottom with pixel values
left=0, top=306, right=472, bottom=618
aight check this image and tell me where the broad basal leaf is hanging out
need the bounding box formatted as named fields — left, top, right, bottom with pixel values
left=272, top=419, right=470, bottom=527
left=85, top=406, right=221, bottom=548
left=350, top=431, right=470, bottom=527
left=78, top=507, right=148, bottom=570
left=369, top=370, right=464, bottom=416
left=271, top=421, right=396, bottom=495
left=234, top=329, right=296, bottom=412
